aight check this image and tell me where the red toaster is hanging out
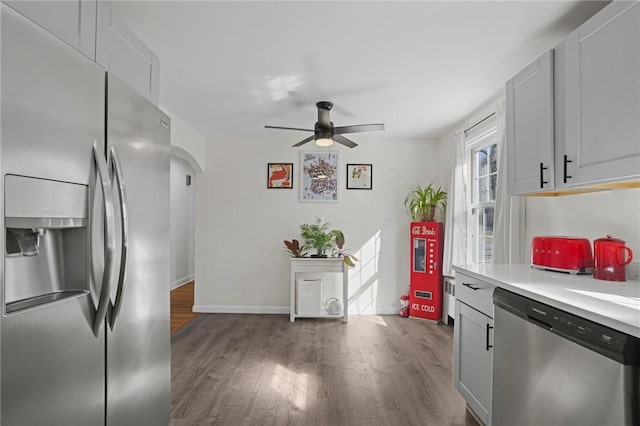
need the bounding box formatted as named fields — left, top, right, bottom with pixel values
left=531, top=236, right=594, bottom=274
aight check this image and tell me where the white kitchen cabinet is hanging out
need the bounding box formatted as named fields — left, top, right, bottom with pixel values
left=455, top=301, right=493, bottom=425
left=506, top=1, right=640, bottom=195
left=3, top=0, right=97, bottom=59
left=2, top=0, right=160, bottom=105
left=506, top=50, right=555, bottom=195
left=96, top=1, right=160, bottom=105
left=453, top=272, right=495, bottom=425
left=556, top=1, right=640, bottom=187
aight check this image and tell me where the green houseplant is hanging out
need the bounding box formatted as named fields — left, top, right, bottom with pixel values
left=404, top=182, right=447, bottom=222
left=300, top=218, right=339, bottom=258
left=285, top=218, right=358, bottom=266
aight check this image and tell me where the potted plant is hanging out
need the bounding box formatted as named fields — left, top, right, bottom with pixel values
left=330, top=230, right=358, bottom=267
left=285, top=218, right=357, bottom=266
left=283, top=239, right=308, bottom=258
left=299, top=218, right=339, bottom=258
left=404, top=182, right=447, bottom=222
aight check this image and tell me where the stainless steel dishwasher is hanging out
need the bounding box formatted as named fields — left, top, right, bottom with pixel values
left=492, top=288, right=640, bottom=426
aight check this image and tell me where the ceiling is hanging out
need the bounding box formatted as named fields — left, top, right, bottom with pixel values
left=111, top=1, right=608, bottom=148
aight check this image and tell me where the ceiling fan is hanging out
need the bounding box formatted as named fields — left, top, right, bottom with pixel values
left=265, top=101, right=384, bottom=148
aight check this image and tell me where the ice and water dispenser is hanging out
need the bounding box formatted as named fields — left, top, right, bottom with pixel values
left=4, top=175, right=89, bottom=313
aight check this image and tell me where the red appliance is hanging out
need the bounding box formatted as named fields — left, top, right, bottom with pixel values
left=409, top=222, right=443, bottom=321
left=531, top=236, right=594, bottom=274
left=593, top=235, right=634, bottom=282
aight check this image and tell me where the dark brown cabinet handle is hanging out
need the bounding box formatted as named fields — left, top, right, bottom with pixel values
left=486, top=324, right=494, bottom=351
left=539, top=163, right=548, bottom=188
left=563, top=155, right=572, bottom=183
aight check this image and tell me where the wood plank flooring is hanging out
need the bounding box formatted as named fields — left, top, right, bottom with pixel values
left=170, top=314, right=480, bottom=426
left=171, top=281, right=197, bottom=334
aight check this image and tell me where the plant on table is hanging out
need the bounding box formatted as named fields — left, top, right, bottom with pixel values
left=283, top=239, right=308, bottom=258
left=329, top=230, right=358, bottom=267
left=283, top=218, right=357, bottom=266
left=299, top=218, right=339, bottom=258
left=404, top=181, right=447, bottom=222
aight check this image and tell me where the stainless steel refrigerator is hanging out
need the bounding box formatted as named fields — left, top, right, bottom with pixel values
left=0, top=5, right=171, bottom=425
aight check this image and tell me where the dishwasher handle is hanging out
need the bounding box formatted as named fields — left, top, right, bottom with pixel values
left=526, top=315, right=552, bottom=330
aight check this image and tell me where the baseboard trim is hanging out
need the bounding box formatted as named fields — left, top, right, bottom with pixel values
left=171, top=275, right=194, bottom=290
left=372, top=307, right=398, bottom=315
left=193, top=305, right=289, bottom=314
left=193, top=304, right=399, bottom=315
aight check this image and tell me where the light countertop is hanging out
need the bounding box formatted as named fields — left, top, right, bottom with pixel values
left=453, top=264, right=640, bottom=338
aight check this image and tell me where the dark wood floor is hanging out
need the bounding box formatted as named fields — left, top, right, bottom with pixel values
left=171, top=281, right=197, bottom=334
left=170, top=314, right=480, bottom=426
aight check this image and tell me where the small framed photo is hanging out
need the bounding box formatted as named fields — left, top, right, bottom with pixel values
left=346, top=164, right=372, bottom=190
left=267, top=163, right=293, bottom=189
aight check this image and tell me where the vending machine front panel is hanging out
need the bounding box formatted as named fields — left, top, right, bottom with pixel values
left=409, top=222, right=443, bottom=321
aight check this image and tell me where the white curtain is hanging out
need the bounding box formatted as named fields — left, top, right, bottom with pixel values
left=492, top=99, right=526, bottom=264
left=443, top=130, right=468, bottom=277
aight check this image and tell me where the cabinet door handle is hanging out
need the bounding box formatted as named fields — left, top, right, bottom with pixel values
left=462, top=282, right=480, bottom=291
left=539, top=163, right=548, bottom=188
left=563, top=155, right=572, bottom=183
left=486, top=324, right=494, bottom=351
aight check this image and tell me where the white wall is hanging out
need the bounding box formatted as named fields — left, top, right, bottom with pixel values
left=436, top=133, right=454, bottom=194
left=160, top=106, right=202, bottom=289
left=162, top=106, right=206, bottom=172
left=524, top=189, right=640, bottom=280
left=194, top=137, right=442, bottom=314
left=170, top=156, right=196, bottom=289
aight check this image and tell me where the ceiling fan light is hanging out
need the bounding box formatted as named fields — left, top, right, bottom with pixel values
left=315, top=137, right=333, bottom=147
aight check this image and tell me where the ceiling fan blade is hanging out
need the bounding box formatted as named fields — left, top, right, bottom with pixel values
left=331, top=103, right=355, bottom=117
left=334, top=123, right=385, bottom=134
left=292, top=135, right=315, bottom=147
left=333, top=134, right=358, bottom=149
left=265, top=125, right=314, bottom=132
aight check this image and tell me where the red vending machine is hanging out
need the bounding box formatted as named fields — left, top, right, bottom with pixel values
left=409, top=222, right=444, bottom=321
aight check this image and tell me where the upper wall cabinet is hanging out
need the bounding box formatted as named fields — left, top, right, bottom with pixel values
left=556, top=1, right=640, bottom=187
left=3, top=0, right=97, bottom=59
left=506, top=1, right=640, bottom=195
left=2, top=0, right=160, bottom=105
left=96, top=2, right=160, bottom=105
left=506, top=51, right=554, bottom=195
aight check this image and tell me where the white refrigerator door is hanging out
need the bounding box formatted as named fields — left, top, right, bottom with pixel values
left=1, top=5, right=106, bottom=425
left=105, top=74, right=171, bottom=426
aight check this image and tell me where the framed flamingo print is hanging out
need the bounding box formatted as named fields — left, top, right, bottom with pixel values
left=267, top=163, right=293, bottom=189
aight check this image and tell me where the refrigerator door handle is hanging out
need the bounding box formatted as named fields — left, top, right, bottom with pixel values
left=92, top=141, right=117, bottom=337
left=108, top=145, right=129, bottom=330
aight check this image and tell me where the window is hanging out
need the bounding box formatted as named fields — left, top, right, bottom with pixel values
left=466, top=116, right=498, bottom=264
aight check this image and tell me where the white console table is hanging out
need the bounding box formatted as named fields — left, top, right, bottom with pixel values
left=290, top=258, right=348, bottom=322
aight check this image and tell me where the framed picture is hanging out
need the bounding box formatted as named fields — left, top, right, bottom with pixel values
left=267, top=163, right=293, bottom=189
left=300, top=152, right=339, bottom=201
left=346, top=164, right=373, bottom=190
